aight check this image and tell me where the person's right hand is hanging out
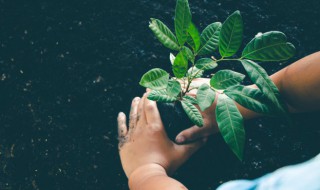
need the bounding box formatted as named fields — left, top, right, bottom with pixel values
left=175, top=78, right=263, bottom=144
left=175, top=78, right=220, bottom=144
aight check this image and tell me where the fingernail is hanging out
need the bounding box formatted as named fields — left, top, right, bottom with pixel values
left=134, top=97, right=140, bottom=102
left=118, top=112, right=125, bottom=117
left=176, top=136, right=185, bottom=143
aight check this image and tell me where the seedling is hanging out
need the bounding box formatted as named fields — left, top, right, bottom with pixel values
left=139, top=0, right=295, bottom=160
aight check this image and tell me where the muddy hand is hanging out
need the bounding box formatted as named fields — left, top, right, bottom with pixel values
left=118, top=93, right=207, bottom=178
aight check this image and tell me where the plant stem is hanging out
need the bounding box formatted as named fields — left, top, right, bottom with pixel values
left=185, top=57, right=241, bottom=95
left=184, top=76, right=192, bottom=96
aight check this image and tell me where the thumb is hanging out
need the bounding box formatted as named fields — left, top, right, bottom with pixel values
left=176, top=137, right=207, bottom=160
left=176, top=125, right=210, bottom=144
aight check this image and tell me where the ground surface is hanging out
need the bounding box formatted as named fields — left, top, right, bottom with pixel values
left=0, top=0, right=320, bottom=189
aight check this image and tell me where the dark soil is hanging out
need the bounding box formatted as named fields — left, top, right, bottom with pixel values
left=1, top=0, right=320, bottom=189
left=157, top=102, right=194, bottom=141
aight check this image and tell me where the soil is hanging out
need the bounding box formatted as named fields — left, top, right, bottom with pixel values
left=157, top=102, right=194, bottom=141
left=1, top=0, right=320, bottom=190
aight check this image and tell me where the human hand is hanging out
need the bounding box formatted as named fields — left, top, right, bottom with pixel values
left=175, top=78, right=220, bottom=144
left=118, top=94, right=206, bottom=178
left=175, top=78, right=263, bottom=144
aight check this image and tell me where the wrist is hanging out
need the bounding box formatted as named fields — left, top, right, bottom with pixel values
left=128, top=164, right=167, bottom=189
left=237, top=84, right=263, bottom=119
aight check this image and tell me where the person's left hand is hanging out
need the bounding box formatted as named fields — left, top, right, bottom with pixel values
left=118, top=93, right=206, bottom=178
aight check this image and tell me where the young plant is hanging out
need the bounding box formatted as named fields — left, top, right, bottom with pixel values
left=139, top=0, right=295, bottom=160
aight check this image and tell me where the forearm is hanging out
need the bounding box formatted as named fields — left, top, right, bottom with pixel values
left=235, top=52, right=320, bottom=119
left=271, top=51, right=320, bottom=112
left=128, top=164, right=187, bottom=190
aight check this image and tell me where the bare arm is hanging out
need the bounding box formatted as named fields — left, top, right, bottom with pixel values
left=119, top=52, right=320, bottom=189
left=176, top=52, right=320, bottom=143
left=273, top=51, right=320, bottom=112
left=238, top=51, right=320, bottom=118
left=129, top=164, right=187, bottom=190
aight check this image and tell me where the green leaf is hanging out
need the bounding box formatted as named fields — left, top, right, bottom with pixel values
left=216, top=94, right=245, bottom=160
left=181, top=46, right=194, bottom=63
left=183, top=95, right=198, bottom=104
left=166, top=80, right=181, bottom=97
left=225, top=85, right=270, bottom=114
left=186, top=22, right=201, bottom=51
left=187, top=66, right=204, bottom=78
left=241, top=31, right=295, bottom=61
left=149, top=18, right=180, bottom=51
left=219, top=11, right=243, bottom=57
left=198, top=22, right=222, bottom=56
left=175, top=0, right=192, bottom=45
left=195, top=58, right=218, bottom=70
left=196, top=84, right=216, bottom=111
left=148, top=90, right=177, bottom=103
left=210, top=70, right=245, bottom=89
left=139, top=68, right=170, bottom=90
left=240, top=59, right=287, bottom=114
left=186, top=36, right=195, bottom=52
left=181, top=100, right=204, bottom=127
left=173, top=51, right=188, bottom=78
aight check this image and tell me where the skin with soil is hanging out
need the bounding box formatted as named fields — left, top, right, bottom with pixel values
left=0, top=0, right=320, bottom=189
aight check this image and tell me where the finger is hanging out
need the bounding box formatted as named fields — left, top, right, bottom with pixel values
left=117, top=112, right=128, bottom=137
left=129, top=97, right=140, bottom=129
left=185, top=92, right=196, bottom=97
left=177, top=78, right=187, bottom=90
left=136, top=93, right=147, bottom=126
left=144, top=97, right=162, bottom=124
left=175, top=125, right=212, bottom=144
left=146, top=88, right=151, bottom=92
left=177, top=137, right=207, bottom=159
left=188, top=78, right=211, bottom=90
